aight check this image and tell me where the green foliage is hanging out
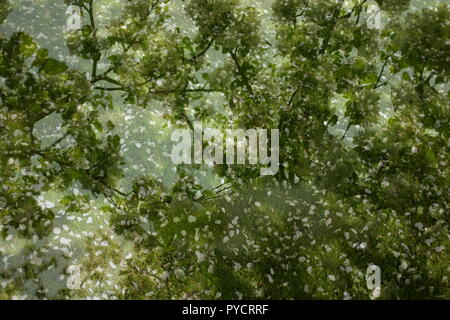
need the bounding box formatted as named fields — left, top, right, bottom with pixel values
left=0, top=1, right=12, bottom=25
left=0, top=0, right=448, bottom=300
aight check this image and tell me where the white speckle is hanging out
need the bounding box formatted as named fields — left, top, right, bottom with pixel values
left=195, top=251, right=205, bottom=263
left=60, top=237, right=71, bottom=245
left=161, top=271, right=170, bottom=281
left=425, top=237, right=435, bottom=246
left=194, top=191, right=202, bottom=200
left=399, top=261, right=408, bottom=271
left=343, top=292, right=352, bottom=300
left=66, top=265, right=81, bottom=290
left=371, top=287, right=381, bottom=299
left=44, top=201, right=55, bottom=208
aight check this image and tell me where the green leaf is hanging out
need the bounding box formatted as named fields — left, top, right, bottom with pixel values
left=402, top=71, right=410, bottom=81
left=19, top=33, right=36, bottom=58
left=40, top=58, right=68, bottom=74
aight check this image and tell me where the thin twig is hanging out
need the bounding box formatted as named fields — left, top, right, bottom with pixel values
left=373, top=56, right=390, bottom=89
left=230, top=49, right=256, bottom=98
left=190, top=36, right=217, bottom=61
left=341, top=122, right=351, bottom=140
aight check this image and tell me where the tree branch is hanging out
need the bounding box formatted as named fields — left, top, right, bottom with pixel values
left=341, top=122, right=351, bottom=140
left=373, top=58, right=389, bottom=89
left=86, top=0, right=99, bottom=79
left=47, top=131, right=70, bottom=149
left=373, top=56, right=392, bottom=89
left=190, top=36, right=217, bottom=61
left=339, top=0, right=368, bottom=23
left=295, top=1, right=310, bottom=19
left=230, top=49, right=256, bottom=98
left=94, top=86, right=127, bottom=92
left=288, top=86, right=301, bottom=108
left=319, top=0, right=345, bottom=55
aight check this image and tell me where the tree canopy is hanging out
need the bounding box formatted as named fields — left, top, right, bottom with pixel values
left=0, top=0, right=449, bottom=299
